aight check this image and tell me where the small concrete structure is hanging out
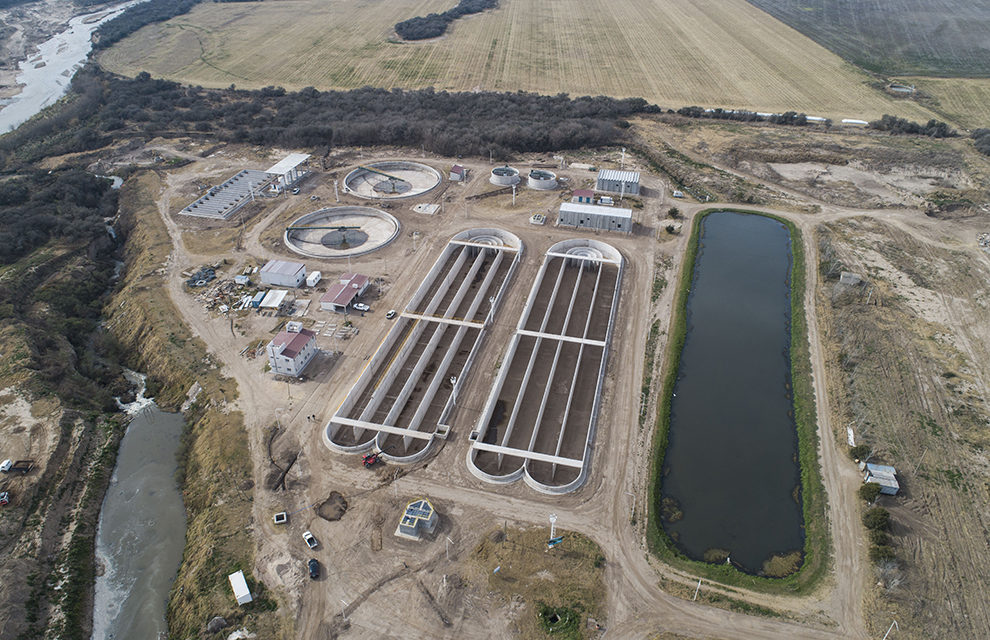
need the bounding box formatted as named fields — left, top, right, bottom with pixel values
left=394, top=498, right=439, bottom=541
left=450, top=164, right=467, bottom=181
left=490, top=165, right=520, bottom=186
left=860, top=462, right=900, bottom=495
left=839, top=271, right=864, bottom=286
left=558, top=202, right=632, bottom=234
left=306, top=271, right=322, bottom=287
left=266, top=153, right=310, bottom=190
left=596, top=169, right=640, bottom=195
left=267, top=324, right=318, bottom=376
left=572, top=189, right=594, bottom=204
left=260, top=260, right=306, bottom=288
left=228, top=570, right=253, bottom=605
left=320, top=273, right=370, bottom=313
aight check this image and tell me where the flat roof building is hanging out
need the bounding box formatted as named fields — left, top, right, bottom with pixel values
left=860, top=462, right=899, bottom=495
left=260, top=260, right=306, bottom=288
left=320, top=273, right=370, bottom=313
left=228, top=570, right=253, bottom=605
left=394, top=498, right=438, bottom=541
left=266, top=153, right=310, bottom=189
left=558, top=201, right=632, bottom=234
left=267, top=323, right=318, bottom=377
left=596, top=169, right=640, bottom=195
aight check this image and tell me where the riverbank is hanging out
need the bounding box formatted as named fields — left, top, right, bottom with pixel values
left=0, top=0, right=81, bottom=99
left=105, top=171, right=286, bottom=638
left=646, top=208, right=828, bottom=595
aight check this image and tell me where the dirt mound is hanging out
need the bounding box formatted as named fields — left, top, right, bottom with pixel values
left=316, top=491, right=348, bottom=521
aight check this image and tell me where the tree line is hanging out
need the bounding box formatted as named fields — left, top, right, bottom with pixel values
left=0, top=67, right=660, bottom=166
left=92, top=0, right=200, bottom=50
left=395, top=0, right=498, bottom=40
left=868, top=114, right=957, bottom=138
left=676, top=106, right=821, bottom=126
left=973, top=129, right=990, bottom=156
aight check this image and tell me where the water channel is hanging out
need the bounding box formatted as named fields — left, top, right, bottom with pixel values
left=660, top=211, right=804, bottom=574
left=92, top=372, right=186, bottom=640
left=0, top=1, right=142, bottom=134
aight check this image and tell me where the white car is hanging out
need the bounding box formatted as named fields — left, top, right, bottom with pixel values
left=352, top=303, right=370, bottom=312
left=385, top=309, right=397, bottom=319
left=0, top=459, right=11, bottom=473
left=303, top=531, right=318, bottom=549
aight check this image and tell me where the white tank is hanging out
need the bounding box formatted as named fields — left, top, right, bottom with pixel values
left=527, top=169, right=557, bottom=190
left=490, top=165, right=520, bottom=186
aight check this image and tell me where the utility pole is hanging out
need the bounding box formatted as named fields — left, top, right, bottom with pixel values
left=549, top=513, right=557, bottom=539
left=333, top=179, right=339, bottom=202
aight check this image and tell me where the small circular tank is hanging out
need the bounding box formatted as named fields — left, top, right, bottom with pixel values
left=490, top=165, right=520, bottom=186
left=527, top=169, right=557, bottom=190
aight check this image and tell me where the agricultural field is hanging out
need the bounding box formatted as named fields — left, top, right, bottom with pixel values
left=904, top=77, right=990, bottom=131
left=97, top=0, right=944, bottom=123
left=744, top=0, right=990, bottom=77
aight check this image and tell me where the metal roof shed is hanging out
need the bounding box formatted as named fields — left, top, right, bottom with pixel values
left=228, top=570, right=253, bottom=605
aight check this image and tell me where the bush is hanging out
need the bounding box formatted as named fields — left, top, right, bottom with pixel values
left=849, top=444, right=870, bottom=460
left=869, top=545, right=896, bottom=563
left=862, top=507, right=891, bottom=531
left=858, top=482, right=882, bottom=503
left=868, top=529, right=889, bottom=546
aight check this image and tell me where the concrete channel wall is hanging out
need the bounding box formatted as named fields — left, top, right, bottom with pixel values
left=324, top=228, right=522, bottom=464
left=467, top=238, right=624, bottom=494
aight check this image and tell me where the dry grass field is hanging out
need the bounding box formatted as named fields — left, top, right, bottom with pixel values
left=97, top=0, right=945, bottom=123
left=903, top=77, right=990, bottom=131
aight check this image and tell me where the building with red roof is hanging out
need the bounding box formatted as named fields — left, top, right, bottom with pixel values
left=266, top=322, right=318, bottom=376
left=320, top=273, right=370, bottom=313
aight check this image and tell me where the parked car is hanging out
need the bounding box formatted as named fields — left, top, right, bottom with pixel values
left=353, top=302, right=370, bottom=312
left=385, top=309, right=397, bottom=319
left=308, top=558, right=320, bottom=580
left=0, top=491, right=9, bottom=506
left=302, top=530, right=318, bottom=549
left=291, top=187, right=300, bottom=195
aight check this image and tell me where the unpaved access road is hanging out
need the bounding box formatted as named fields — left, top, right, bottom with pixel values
left=143, top=145, right=980, bottom=639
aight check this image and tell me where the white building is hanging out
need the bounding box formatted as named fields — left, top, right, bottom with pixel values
left=320, top=273, right=370, bottom=313
left=267, top=322, right=318, bottom=376
left=596, top=169, right=640, bottom=195
left=558, top=201, right=632, bottom=234
left=306, top=271, right=322, bottom=287
left=228, top=570, right=252, bottom=605
left=260, top=260, right=306, bottom=288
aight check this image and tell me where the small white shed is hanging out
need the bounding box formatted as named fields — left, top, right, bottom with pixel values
left=306, top=271, right=322, bottom=287
left=228, top=570, right=253, bottom=605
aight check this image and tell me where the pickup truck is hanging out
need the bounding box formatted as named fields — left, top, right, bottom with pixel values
left=0, top=459, right=34, bottom=474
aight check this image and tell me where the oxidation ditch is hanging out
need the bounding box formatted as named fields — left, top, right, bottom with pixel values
left=660, top=211, right=803, bottom=575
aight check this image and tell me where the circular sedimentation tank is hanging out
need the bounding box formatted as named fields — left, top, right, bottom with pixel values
left=343, top=160, right=441, bottom=199
left=527, top=169, right=557, bottom=190
left=284, top=206, right=400, bottom=259
left=490, top=165, right=520, bottom=186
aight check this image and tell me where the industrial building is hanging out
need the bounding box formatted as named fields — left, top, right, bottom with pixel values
left=860, top=462, right=900, bottom=495
left=266, top=321, right=318, bottom=377
left=558, top=202, right=632, bottom=234
left=572, top=189, right=594, bottom=203
left=265, top=153, right=310, bottom=190
left=394, top=498, right=439, bottom=541
left=260, top=260, right=306, bottom=288
left=320, top=273, right=370, bottom=313
left=450, top=165, right=466, bottom=181
left=596, top=169, right=640, bottom=195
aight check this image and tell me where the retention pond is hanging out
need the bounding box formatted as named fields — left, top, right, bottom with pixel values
left=660, top=211, right=803, bottom=574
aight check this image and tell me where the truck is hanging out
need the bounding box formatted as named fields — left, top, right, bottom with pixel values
left=0, top=459, right=34, bottom=474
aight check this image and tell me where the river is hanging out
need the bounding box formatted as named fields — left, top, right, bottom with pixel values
left=92, top=372, right=186, bottom=640
left=660, top=211, right=804, bottom=575
left=0, top=0, right=142, bottom=134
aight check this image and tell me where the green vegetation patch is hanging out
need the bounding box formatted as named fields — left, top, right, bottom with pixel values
left=645, top=209, right=829, bottom=594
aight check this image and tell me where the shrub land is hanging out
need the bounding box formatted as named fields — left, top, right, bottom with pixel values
left=395, top=0, right=498, bottom=40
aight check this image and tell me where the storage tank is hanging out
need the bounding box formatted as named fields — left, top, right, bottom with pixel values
left=527, top=169, right=557, bottom=190
left=490, top=165, right=520, bottom=186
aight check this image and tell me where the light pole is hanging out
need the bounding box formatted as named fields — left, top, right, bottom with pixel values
left=549, top=513, right=557, bottom=540
left=340, top=599, right=348, bottom=621
left=625, top=491, right=636, bottom=519
left=487, top=296, right=496, bottom=326
left=446, top=536, right=453, bottom=561
left=450, top=376, right=458, bottom=406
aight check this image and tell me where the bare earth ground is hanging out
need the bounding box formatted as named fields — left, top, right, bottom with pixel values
left=117, top=122, right=990, bottom=639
